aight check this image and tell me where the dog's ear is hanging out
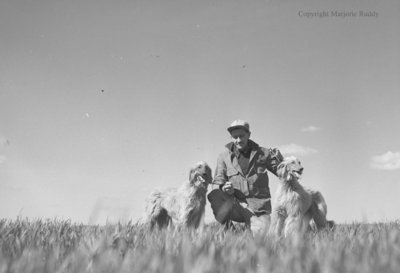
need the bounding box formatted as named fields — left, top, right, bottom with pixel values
left=189, top=167, right=197, bottom=183
left=277, top=162, right=287, bottom=179
left=278, top=161, right=293, bottom=180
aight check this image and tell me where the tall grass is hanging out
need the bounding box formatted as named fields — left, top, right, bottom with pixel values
left=1, top=218, right=400, bottom=273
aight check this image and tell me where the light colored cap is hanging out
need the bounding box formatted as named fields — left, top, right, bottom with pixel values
left=227, top=119, right=250, bottom=133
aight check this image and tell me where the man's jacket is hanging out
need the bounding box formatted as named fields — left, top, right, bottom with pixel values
left=212, top=140, right=283, bottom=215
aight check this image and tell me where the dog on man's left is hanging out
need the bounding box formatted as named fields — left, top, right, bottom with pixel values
left=145, top=161, right=212, bottom=229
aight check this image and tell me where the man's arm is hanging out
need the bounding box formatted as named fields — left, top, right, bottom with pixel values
left=212, top=154, right=235, bottom=195
left=266, top=147, right=284, bottom=176
left=212, top=154, right=228, bottom=186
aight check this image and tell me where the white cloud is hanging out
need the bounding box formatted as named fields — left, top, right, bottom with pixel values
left=278, top=143, right=318, bottom=156
left=301, top=126, right=321, bottom=132
left=370, top=151, right=400, bottom=170
left=0, top=155, right=6, bottom=164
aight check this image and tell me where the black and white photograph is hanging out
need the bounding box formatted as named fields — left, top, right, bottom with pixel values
left=1, top=0, right=399, bottom=272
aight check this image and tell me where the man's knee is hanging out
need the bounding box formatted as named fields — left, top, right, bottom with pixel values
left=207, top=189, right=235, bottom=223
left=207, top=189, right=251, bottom=224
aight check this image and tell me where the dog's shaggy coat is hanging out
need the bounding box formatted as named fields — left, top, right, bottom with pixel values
left=270, top=156, right=330, bottom=237
left=145, top=161, right=212, bottom=229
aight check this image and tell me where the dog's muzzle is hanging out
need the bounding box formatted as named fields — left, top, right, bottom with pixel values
left=292, top=169, right=303, bottom=179
left=195, top=175, right=210, bottom=188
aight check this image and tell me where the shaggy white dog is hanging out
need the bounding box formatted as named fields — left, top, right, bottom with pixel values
left=145, top=161, right=212, bottom=229
left=270, top=156, right=332, bottom=237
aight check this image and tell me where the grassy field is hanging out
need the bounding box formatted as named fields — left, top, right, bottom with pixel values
left=1, top=218, right=400, bottom=273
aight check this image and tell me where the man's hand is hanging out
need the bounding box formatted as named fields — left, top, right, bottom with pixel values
left=222, top=182, right=234, bottom=195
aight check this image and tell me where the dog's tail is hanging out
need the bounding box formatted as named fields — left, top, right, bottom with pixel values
left=145, top=190, right=171, bottom=229
left=309, top=191, right=328, bottom=230
left=313, top=191, right=327, bottom=216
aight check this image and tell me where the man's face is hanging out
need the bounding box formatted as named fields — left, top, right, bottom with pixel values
left=230, top=128, right=250, bottom=151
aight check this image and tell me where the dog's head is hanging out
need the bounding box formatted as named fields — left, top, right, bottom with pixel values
left=277, top=156, right=304, bottom=181
left=189, top=161, right=212, bottom=188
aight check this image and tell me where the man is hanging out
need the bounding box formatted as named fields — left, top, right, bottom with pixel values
left=207, top=119, right=284, bottom=233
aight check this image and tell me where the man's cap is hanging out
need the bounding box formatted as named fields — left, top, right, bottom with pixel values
left=227, top=119, right=250, bottom=133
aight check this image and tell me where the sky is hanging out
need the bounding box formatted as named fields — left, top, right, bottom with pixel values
left=0, top=0, right=399, bottom=225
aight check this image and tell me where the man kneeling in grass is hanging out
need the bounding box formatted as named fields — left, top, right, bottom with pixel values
left=208, top=120, right=283, bottom=233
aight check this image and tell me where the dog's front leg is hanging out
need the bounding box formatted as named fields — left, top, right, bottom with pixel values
left=270, top=207, right=286, bottom=236
left=284, top=215, right=303, bottom=237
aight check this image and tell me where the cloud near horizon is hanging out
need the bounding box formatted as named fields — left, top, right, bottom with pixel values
left=370, top=151, right=400, bottom=170
left=278, top=143, right=318, bottom=156
left=301, top=126, right=321, bottom=132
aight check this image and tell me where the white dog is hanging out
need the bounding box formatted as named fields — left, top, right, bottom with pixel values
left=270, top=156, right=333, bottom=237
left=145, top=161, right=212, bottom=229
